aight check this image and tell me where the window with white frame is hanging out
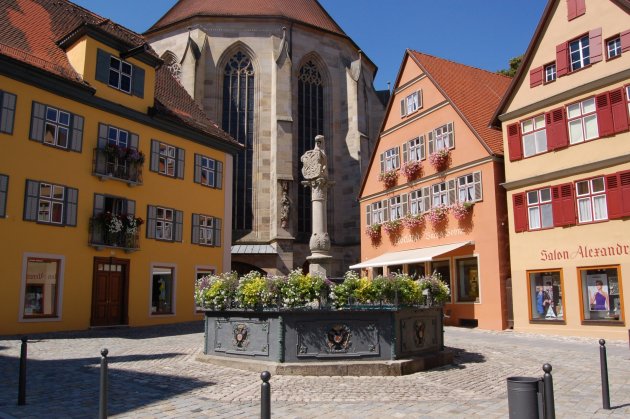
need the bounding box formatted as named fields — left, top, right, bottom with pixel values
left=406, top=91, right=421, bottom=114
left=434, top=123, right=453, bottom=151
left=156, top=207, right=174, bottom=240
left=44, top=107, right=70, bottom=149
left=389, top=196, right=403, bottom=220
left=569, top=35, right=590, bottom=71
left=159, top=143, right=176, bottom=177
left=151, top=266, right=174, bottom=315
left=383, top=147, right=400, bottom=171
left=195, top=155, right=223, bottom=189
left=38, top=183, right=65, bottom=224
left=527, top=188, right=553, bottom=230
left=107, top=126, right=129, bottom=148
left=567, top=98, right=598, bottom=144
left=406, top=136, right=425, bottom=161
left=545, top=63, right=556, bottom=83
left=432, top=182, right=448, bottom=206
left=22, top=256, right=62, bottom=318
left=199, top=215, right=214, bottom=246
left=109, top=56, right=133, bottom=94
left=576, top=177, right=607, bottom=223
left=521, top=115, right=547, bottom=157
left=409, top=188, right=429, bottom=215
left=371, top=201, right=383, bottom=224
left=607, top=36, right=621, bottom=59
left=458, top=173, right=482, bottom=203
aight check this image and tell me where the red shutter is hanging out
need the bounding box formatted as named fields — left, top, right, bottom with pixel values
left=513, top=193, right=528, bottom=233
left=546, top=107, right=569, bottom=150
left=567, top=0, right=577, bottom=20
left=621, top=30, right=630, bottom=53
left=576, top=0, right=586, bottom=17
left=530, top=66, right=543, bottom=88
left=606, top=174, right=623, bottom=220
left=552, top=183, right=576, bottom=227
left=610, top=88, right=630, bottom=133
left=596, top=92, right=615, bottom=137
left=620, top=170, right=630, bottom=216
left=556, top=43, right=569, bottom=77
left=589, top=28, right=603, bottom=64
left=507, top=123, right=523, bottom=161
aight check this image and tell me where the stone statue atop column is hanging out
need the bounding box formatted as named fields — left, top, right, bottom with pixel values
left=301, top=135, right=334, bottom=277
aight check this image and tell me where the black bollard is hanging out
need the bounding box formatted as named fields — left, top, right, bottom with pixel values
left=542, top=363, right=555, bottom=419
left=18, top=337, right=27, bottom=406
left=99, top=348, right=109, bottom=419
left=599, top=339, right=610, bottom=410
left=260, top=371, right=271, bottom=419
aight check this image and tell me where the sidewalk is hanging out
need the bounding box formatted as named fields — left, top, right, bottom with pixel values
left=0, top=323, right=628, bottom=418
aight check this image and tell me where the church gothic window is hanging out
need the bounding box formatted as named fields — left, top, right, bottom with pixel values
left=222, top=52, right=255, bottom=231
left=297, top=61, right=324, bottom=236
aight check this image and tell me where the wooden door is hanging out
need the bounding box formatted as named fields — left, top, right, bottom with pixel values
left=91, top=258, right=129, bottom=327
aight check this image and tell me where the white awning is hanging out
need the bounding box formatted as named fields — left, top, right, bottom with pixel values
left=349, top=241, right=473, bottom=269
left=231, top=244, right=277, bottom=254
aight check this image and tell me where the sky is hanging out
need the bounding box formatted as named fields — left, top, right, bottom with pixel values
left=72, top=0, right=549, bottom=90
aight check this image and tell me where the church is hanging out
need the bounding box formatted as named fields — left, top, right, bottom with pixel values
left=145, top=0, right=388, bottom=276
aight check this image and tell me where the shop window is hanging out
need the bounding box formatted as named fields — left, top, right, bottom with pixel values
left=456, top=257, right=479, bottom=303
left=388, top=265, right=403, bottom=275
left=22, top=256, right=62, bottom=318
left=408, top=263, right=425, bottom=279
left=579, top=266, right=623, bottom=323
left=430, top=260, right=451, bottom=301
left=528, top=270, right=564, bottom=322
left=372, top=267, right=383, bottom=277
left=151, top=266, right=175, bottom=315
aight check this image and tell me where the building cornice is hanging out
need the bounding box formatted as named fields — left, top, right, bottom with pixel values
left=380, top=101, right=449, bottom=138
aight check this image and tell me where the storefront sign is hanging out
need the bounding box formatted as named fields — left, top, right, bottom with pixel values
left=540, top=243, right=630, bottom=261
left=397, top=228, right=465, bottom=244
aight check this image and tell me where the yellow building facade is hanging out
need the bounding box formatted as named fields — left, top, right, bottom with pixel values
left=0, top=0, right=241, bottom=335
left=493, top=0, right=630, bottom=339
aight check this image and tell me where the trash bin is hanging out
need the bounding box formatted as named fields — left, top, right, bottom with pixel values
left=506, top=376, right=541, bottom=419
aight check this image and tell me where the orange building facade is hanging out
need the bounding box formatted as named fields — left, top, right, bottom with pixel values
left=354, top=51, right=512, bottom=330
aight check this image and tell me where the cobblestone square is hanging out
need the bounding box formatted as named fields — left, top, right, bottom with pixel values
left=0, top=323, right=628, bottom=418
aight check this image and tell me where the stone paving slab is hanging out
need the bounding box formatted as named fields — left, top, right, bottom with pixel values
left=0, top=323, right=628, bottom=418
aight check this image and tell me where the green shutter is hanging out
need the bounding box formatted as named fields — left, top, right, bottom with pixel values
left=150, top=140, right=160, bottom=172
left=194, top=154, right=202, bottom=184
left=30, top=102, right=46, bottom=142
left=176, top=148, right=185, bottom=179
left=191, top=213, right=200, bottom=244
left=0, top=174, right=8, bottom=217
left=65, top=187, right=78, bottom=226
left=70, top=114, right=84, bottom=153
left=95, top=49, right=110, bottom=84
left=132, top=65, right=145, bottom=98
left=213, top=218, right=222, bottom=247
left=146, top=205, right=157, bottom=239
left=0, top=91, right=17, bottom=134
left=174, top=210, right=184, bottom=242
left=23, top=180, right=39, bottom=221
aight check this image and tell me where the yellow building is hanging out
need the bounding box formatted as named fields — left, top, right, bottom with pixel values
left=0, top=0, right=241, bottom=335
left=493, top=0, right=630, bottom=339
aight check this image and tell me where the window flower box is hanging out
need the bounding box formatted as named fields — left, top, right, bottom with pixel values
left=429, top=149, right=450, bottom=172
left=382, top=219, right=402, bottom=235
left=427, top=204, right=449, bottom=226
left=402, top=213, right=425, bottom=230
left=400, top=160, right=422, bottom=182
left=451, top=202, right=474, bottom=221
left=378, top=170, right=398, bottom=189
left=365, top=223, right=382, bottom=240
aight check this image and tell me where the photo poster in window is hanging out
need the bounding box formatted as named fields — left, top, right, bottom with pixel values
left=24, top=284, right=44, bottom=315
left=542, top=274, right=561, bottom=319
left=587, top=273, right=609, bottom=312
left=460, top=268, right=478, bottom=301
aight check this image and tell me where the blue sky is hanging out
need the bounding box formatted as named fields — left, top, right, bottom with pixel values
left=73, top=0, right=548, bottom=89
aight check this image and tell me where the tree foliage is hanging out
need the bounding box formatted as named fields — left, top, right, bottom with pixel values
left=497, top=55, right=523, bottom=77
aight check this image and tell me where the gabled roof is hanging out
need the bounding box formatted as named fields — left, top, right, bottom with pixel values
left=358, top=50, right=511, bottom=199
left=0, top=0, right=239, bottom=148
left=491, top=0, right=630, bottom=127
left=146, top=0, right=346, bottom=36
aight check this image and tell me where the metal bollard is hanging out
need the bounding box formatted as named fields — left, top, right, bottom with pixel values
left=599, top=339, right=610, bottom=410
left=99, top=348, right=109, bottom=419
left=260, top=371, right=271, bottom=419
left=18, top=337, right=27, bottom=406
left=542, top=363, right=555, bottom=419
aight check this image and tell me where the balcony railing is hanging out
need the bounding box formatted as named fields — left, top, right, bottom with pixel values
left=92, top=147, right=143, bottom=185
left=89, top=216, right=140, bottom=252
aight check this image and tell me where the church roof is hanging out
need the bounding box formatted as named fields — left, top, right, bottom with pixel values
left=0, top=0, right=239, bottom=149
left=146, top=0, right=346, bottom=36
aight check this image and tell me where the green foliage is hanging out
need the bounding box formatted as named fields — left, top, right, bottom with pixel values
left=497, top=55, right=523, bottom=77
left=281, top=269, right=326, bottom=308
left=418, top=271, right=451, bottom=305
left=194, top=272, right=238, bottom=310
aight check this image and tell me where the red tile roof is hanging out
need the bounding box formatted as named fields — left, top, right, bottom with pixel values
left=0, top=0, right=238, bottom=147
left=147, top=0, right=346, bottom=36
left=409, top=50, right=512, bottom=155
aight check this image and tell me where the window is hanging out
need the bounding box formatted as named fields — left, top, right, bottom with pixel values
left=579, top=266, right=623, bottom=323
left=456, top=257, right=479, bottom=303
left=544, top=63, right=556, bottom=83
left=95, top=124, right=140, bottom=183
left=627, top=86, right=630, bottom=116
left=368, top=201, right=384, bottom=225
left=432, top=182, right=448, bottom=207
left=429, top=123, right=454, bottom=154
left=95, top=49, right=145, bottom=98
left=0, top=90, right=17, bottom=134
left=458, top=172, right=482, bottom=203
left=23, top=180, right=77, bottom=226
left=607, top=36, right=621, bottom=59
left=381, top=147, right=400, bottom=172
left=430, top=260, right=451, bottom=300
left=527, top=188, right=553, bottom=229
left=44, top=107, right=70, bottom=148
left=109, top=56, right=132, bottom=94
left=150, top=140, right=184, bottom=179
left=192, top=214, right=222, bottom=246
left=400, top=90, right=422, bottom=116
left=576, top=177, right=607, bottom=223
left=194, top=155, right=223, bottom=189
left=147, top=205, right=183, bottom=242
left=408, top=263, right=425, bottom=279
left=223, top=51, right=255, bottom=231
left=389, top=195, right=405, bottom=221
left=528, top=270, right=564, bottom=321
left=22, top=256, right=62, bottom=318
left=90, top=194, right=137, bottom=248
left=0, top=174, right=7, bottom=218
left=521, top=115, right=547, bottom=157
left=30, top=103, right=83, bottom=152
left=567, top=98, right=598, bottom=144
left=151, top=266, right=174, bottom=315
left=403, top=136, right=425, bottom=162
left=409, top=187, right=430, bottom=215
left=569, top=35, right=590, bottom=71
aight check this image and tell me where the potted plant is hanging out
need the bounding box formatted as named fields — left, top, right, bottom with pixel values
left=428, top=149, right=450, bottom=171
left=426, top=204, right=449, bottom=227
left=400, top=160, right=422, bottom=182
left=451, top=202, right=474, bottom=221
left=418, top=272, right=451, bottom=307
left=402, top=212, right=425, bottom=230
left=365, top=223, right=382, bottom=240
left=378, top=169, right=398, bottom=189
left=382, top=219, right=402, bottom=236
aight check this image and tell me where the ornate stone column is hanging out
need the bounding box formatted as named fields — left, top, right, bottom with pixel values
left=301, top=135, right=335, bottom=277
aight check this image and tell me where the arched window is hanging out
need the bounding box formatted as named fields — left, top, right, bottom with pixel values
left=161, top=51, right=182, bottom=82
left=297, top=61, right=324, bottom=236
left=223, top=52, right=255, bottom=231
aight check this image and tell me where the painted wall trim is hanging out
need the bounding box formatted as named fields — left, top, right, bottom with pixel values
left=380, top=101, right=449, bottom=138
left=394, top=74, right=427, bottom=94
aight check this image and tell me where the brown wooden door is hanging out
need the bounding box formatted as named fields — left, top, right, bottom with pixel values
left=91, top=258, right=129, bottom=327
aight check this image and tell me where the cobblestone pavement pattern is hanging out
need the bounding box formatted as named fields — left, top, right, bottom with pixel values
left=0, top=323, right=628, bottom=418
